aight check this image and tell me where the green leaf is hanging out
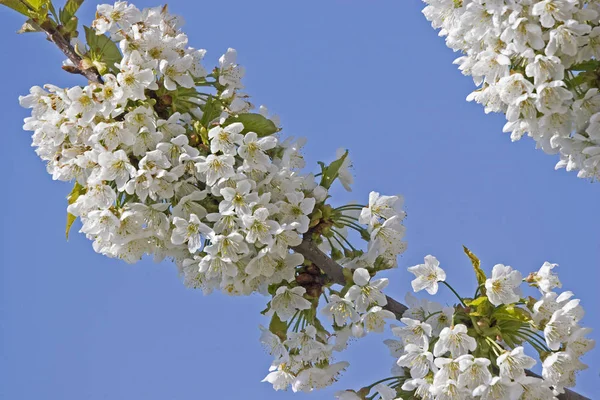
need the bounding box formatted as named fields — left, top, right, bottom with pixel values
left=0, top=0, right=32, bottom=16
left=493, top=304, right=532, bottom=323
left=269, top=313, right=288, bottom=341
left=463, top=246, right=487, bottom=295
left=570, top=60, right=600, bottom=72
left=467, top=296, right=493, bottom=318
left=200, top=96, right=223, bottom=127
left=60, top=0, right=82, bottom=21
left=84, top=25, right=122, bottom=73
left=318, top=150, right=348, bottom=190
left=59, top=0, right=82, bottom=34
left=66, top=181, right=85, bottom=240
left=17, top=18, right=42, bottom=33
left=224, top=113, right=278, bottom=137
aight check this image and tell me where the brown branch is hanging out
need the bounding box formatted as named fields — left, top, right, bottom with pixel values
left=293, top=237, right=589, bottom=400
left=39, top=20, right=103, bottom=84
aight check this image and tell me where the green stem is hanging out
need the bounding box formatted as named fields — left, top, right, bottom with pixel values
left=334, top=204, right=365, bottom=211
left=441, top=281, right=468, bottom=307
left=423, top=310, right=443, bottom=322
left=331, top=228, right=358, bottom=251
left=365, top=376, right=400, bottom=390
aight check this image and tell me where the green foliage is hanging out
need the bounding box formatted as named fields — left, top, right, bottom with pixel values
left=59, top=0, right=83, bottom=35
left=0, top=0, right=31, bottom=16
left=199, top=96, right=223, bottom=128
left=466, top=296, right=493, bottom=317
left=65, top=181, right=85, bottom=239
left=317, top=150, right=348, bottom=190
left=269, top=313, right=288, bottom=341
left=571, top=60, right=600, bottom=72
left=224, top=113, right=278, bottom=137
left=84, top=25, right=122, bottom=74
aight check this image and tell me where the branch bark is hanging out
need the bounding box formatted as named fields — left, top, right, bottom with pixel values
left=40, top=21, right=103, bottom=84
left=293, top=237, right=589, bottom=400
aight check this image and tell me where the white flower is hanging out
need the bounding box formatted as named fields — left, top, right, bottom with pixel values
left=219, top=179, right=258, bottom=215
left=238, top=132, right=277, bottom=171
left=433, top=358, right=461, bottom=387
left=496, top=346, right=536, bottom=380
left=335, top=391, right=361, bottom=400
left=373, top=383, right=397, bottom=400
left=262, top=364, right=295, bottom=391
left=321, top=294, right=359, bottom=326
left=397, top=344, right=435, bottom=379
left=359, top=191, right=403, bottom=226
left=368, top=215, right=406, bottom=254
left=531, top=262, right=561, bottom=293
left=362, top=306, right=395, bottom=333
left=277, top=192, right=315, bottom=233
left=270, top=286, right=311, bottom=321
left=542, top=351, right=575, bottom=386
left=66, top=86, right=98, bottom=124
left=160, top=55, right=195, bottom=90
left=457, top=355, right=492, bottom=390
left=98, top=150, right=136, bottom=191
left=218, top=48, right=245, bottom=89
left=392, top=318, right=432, bottom=348
left=171, top=214, right=212, bottom=253
left=242, top=207, right=280, bottom=246
left=117, top=54, right=157, bottom=100
left=473, top=377, right=523, bottom=400
left=407, top=255, right=446, bottom=295
left=345, top=268, right=388, bottom=313
left=208, top=123, right=244, bottom=155
left=335, top=148, right=353, bottom=191
left=485, top=264, right=522, bottom=306
left=433, top=324, right=477, bottom=358
left=195, top=154, right=236, bottom=186
left=430, top=379, right=470, bottom=400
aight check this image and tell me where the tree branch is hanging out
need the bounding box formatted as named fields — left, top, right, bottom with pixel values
left=40, top=21, right=103, bottom=84
left=293, top=237, right=589, bottom=400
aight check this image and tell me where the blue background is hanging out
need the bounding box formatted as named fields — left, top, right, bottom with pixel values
left=1, top=0, right=598, bottom=398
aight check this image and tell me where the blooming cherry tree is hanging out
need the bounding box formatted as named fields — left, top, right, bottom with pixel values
left=0, top=1, right=594, bottom=400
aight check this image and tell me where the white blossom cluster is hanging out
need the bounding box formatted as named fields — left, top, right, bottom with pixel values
left=337, top=257, right=594, bottom=400
left=18, top=1, right=410, bottom=393
left=422, top=0, right=600, bottom=180
left=260, top=193, right=407, bottom=392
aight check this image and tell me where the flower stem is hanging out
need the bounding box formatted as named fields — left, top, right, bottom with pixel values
left=441, top=281, right=468, bottom=307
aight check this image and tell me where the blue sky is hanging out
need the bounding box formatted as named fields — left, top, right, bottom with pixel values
left=1, top=0, right=598, bottom=399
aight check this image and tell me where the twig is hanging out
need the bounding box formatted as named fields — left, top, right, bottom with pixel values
left=40, top=20, right=103, bottom=84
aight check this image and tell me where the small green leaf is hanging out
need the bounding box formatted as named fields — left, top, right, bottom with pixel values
left=467, top=296, right=493, bottom=318
left=318, top=150, right=348, bottom=190
left=59, top=0, right=83, bottom=23
left=0, top=0, right=32, bottom=16
left=570, top=60, right=600, bottom=72
left=66, top=181, right=85, bottom=240
left=269, top=313, right=288, bottom=341
left=84, top=25, right=122, bottom=73
left=493, top=304, right=532, bottom=323
left=463, top=246, right=487, bottom=295
left=224, top=113, right=278, bottom=137
left=200, top=96, right=223, bottom=127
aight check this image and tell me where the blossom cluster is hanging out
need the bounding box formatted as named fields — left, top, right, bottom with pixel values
left=18, top=1, right=408, bottom=392
left=337, top=256, right=594, bottom=400
left=260, top=192, right=407, bottom=391
left=422, top=0, right=600, bottom=180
